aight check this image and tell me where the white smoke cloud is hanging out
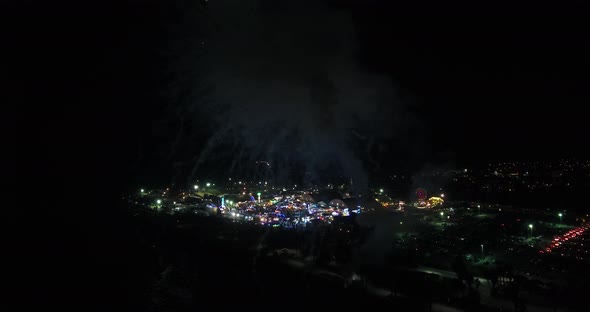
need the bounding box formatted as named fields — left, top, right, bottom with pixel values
left=187, top=0, right=400, bottom=189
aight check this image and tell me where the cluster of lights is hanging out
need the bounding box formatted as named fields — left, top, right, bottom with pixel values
left=541, top=224, right=589, bottom=254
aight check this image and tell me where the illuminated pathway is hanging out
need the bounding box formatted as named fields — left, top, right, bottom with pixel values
left=541, top=223, right=589, bottom=257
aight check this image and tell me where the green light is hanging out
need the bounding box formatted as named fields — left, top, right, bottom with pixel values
left=257, top=192, right=261, bottom=196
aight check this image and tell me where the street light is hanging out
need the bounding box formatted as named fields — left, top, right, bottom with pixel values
left=529, top=224, right=533, bottom=236
left=257, top=192, right=261, bottom=203
left=156, top=199, right=162, bottom=205
left=206, top=183, right=211, bottom=187
left=558, top=213, right=563, bottom=224
left=380, top=189, right=384, bottom=193
left=140, top=189, right=144, bottom=193
left=478, top=205, right=481, bottom=213
left=441, top=193, right=445, bottom=198
left=481, top=244, right=484, bottom=257
left=194, top=185, right=199, bottom=190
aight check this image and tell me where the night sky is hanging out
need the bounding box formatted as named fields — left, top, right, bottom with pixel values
left=19, top=0, right=590, bottom=192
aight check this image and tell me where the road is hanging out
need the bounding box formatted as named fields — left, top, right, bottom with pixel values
left=413, top=266, right=559, bottom=312
left=279, top=258, right=559, bottom=311
left=280, top=258, right=462, bottom=311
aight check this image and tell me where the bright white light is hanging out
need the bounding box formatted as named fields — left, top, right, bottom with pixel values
left=194, top=185, right=199, bottom=190
left=206, top=183, right=211, bottom=187
left=157, top=199, right=162, bottom=204
left=440, top=194, right=445, bottom=198
left=140, top=189, right=144, bottom=193
left=379, top=189, right=384, bottom=193
left=529, top=224, right=533, bottom=229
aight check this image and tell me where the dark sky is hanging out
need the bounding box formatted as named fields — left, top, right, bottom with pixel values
left=351, top=3, right=589, bottom=165
left=19, top=0, right=590, bottom=192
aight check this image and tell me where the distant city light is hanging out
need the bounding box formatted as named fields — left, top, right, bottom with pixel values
left=206, top=183, right=211, bottom=187
left=140, top=189, right=144, bottom=193
left=380, top=189, right=384, bottom=193
left=194, top=185, right=199, bottom=190
left=529, top=224, right=533, bottom=229
left=156, top=199, right=161, bottom=204
left=440, top=193, right=445, bottom=198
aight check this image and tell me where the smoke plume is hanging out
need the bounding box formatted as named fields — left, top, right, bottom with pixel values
left=179, top=0, right=401, bottom=191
